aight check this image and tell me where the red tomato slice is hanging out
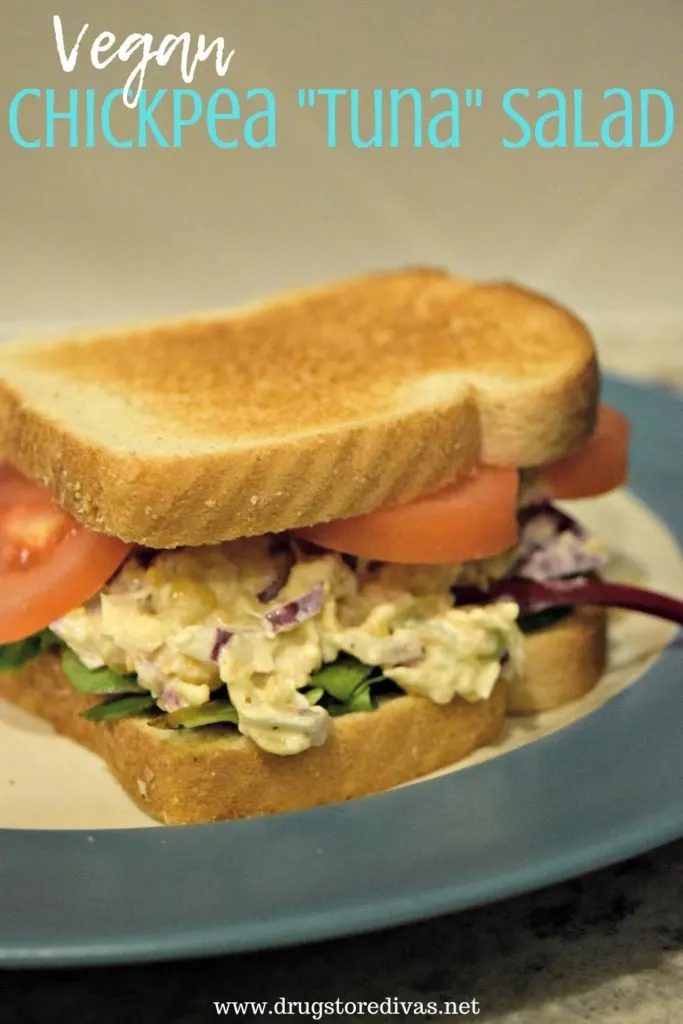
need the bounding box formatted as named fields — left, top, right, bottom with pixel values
left=296, top=466, right=519, bottom=564
left=0, top=465, right=132, bottom=643
left=539, top=405, right=630, bottom=500
left=0, top=464, right=47, bottom=508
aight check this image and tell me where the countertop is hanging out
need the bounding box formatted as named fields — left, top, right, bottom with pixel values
left=5, top=840, right=683, bottom=1023
left=3, top=328, right=683, bottom=1024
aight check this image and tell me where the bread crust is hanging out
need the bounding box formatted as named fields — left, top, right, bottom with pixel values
left=0, top=269, right=598, bottom=547
left=0, top=607, right=607, bottom=824
left=507, top=606, right=607, bottom=713
left=0, top=653, right=506, bottom=825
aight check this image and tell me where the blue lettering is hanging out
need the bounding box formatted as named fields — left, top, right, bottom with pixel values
left=573, top=89, right=599, bottom=148
left=85, top=88, right=96, bottom=147
left=536, top=88, right=566, bottom=148
left=389, top=89, right=422, bottom=148
left=640, top=89, right=674, bottom=148
left=8, top=89, right=41, bottom=148
left=46, top=88, right=79, bottom=148
left=602, top=88, right=633, bottom=148
left=502, top=88, right=531, bottom=149
left=137, top=89, right=168, bottom=148
left=173, top=89, right=202, bottom=147
left=428, top=88, right=460, bottom=148
left=318, top=89, right=346, bottom=148
left=350, top=88, right=382, bottom=148
left=207, top=89, right=239, bottom=149
left=244, top=88, right=276, bottom=148
left=102, top=89, right=133, bottom=148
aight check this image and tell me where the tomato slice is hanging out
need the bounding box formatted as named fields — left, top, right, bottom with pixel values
left=0, top=465, right=132, bottom=643
left=295, top=466, right=519, bottom=564
left=0, top=464, right=48, bottom=508
left=539, top=405, right=630, bottom=500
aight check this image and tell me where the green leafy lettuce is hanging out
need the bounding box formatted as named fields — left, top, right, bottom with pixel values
left=161, top=699, right=239, bottom=729
left=309, top=656, right=395, bottom=716
left=518, top=606, right=573, bottom=634
left=160, top=657, right=394, bottom=733
left=0, top=629, right=60, bottom=671
left=61, top=648, right=143, bottom=695
left=81, top=694, right=156, bottom=722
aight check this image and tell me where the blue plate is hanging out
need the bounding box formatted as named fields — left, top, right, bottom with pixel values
left=1, top=376, right=682, bottom=968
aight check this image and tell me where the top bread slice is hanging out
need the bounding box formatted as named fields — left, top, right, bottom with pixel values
left=0, top=268, right=598, bottom=547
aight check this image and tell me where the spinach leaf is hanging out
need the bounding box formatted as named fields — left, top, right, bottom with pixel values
left=61, top=648, right=143, bottom=695
left=162, top=699, right=239, bottom=730
left=0, top=629, right=60, bottom=671
left=327, top=684, right=376, bottom=716
left=81, top=695, right=156, bottom=722
left=349, top=685, right=376, bottom=712
left=518, top=606, right=573, bottom=634
left=310, top=657, right=375, bottom=703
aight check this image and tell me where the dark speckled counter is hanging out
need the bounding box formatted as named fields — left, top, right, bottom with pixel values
left=5, top=839, right=683, bottom=1023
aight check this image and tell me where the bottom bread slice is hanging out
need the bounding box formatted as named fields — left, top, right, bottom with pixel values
left=0, top=606, right=607, bottom=825
left=507, top=605, right=607, bottom=714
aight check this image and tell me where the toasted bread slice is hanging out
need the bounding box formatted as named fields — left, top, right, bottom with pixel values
left=0, top=608, right=606, bottom=824
left=0, top=269, right=597, bottom=547
left=0, top=653, right=506, bottom=825
left=507, top=605, right=607, bottom=713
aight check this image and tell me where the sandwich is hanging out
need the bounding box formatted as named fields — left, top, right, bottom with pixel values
left=0, top=267, right=663, bottom=825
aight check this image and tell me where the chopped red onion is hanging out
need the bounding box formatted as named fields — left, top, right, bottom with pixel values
left=517, top=502, right=582, bottom=536
left=158, top=684, right=186, bottom=713
left=510, top=502, right=606, bottom=582
left=452, top=504, right=606, bottom=607
left=265, top=583, right=325, bottom=634
left=136, top=659, right=188, bottom=712
left=517, top=534, right=605, bottom=582
left=257, top=539, right=296, bottom=603
left=211, top=629, right=233, bottom=662
left=257, top=566, right=292, bottom=604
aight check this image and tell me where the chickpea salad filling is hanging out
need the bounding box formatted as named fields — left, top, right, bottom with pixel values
left=0, top=503, right=607, bottom=757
